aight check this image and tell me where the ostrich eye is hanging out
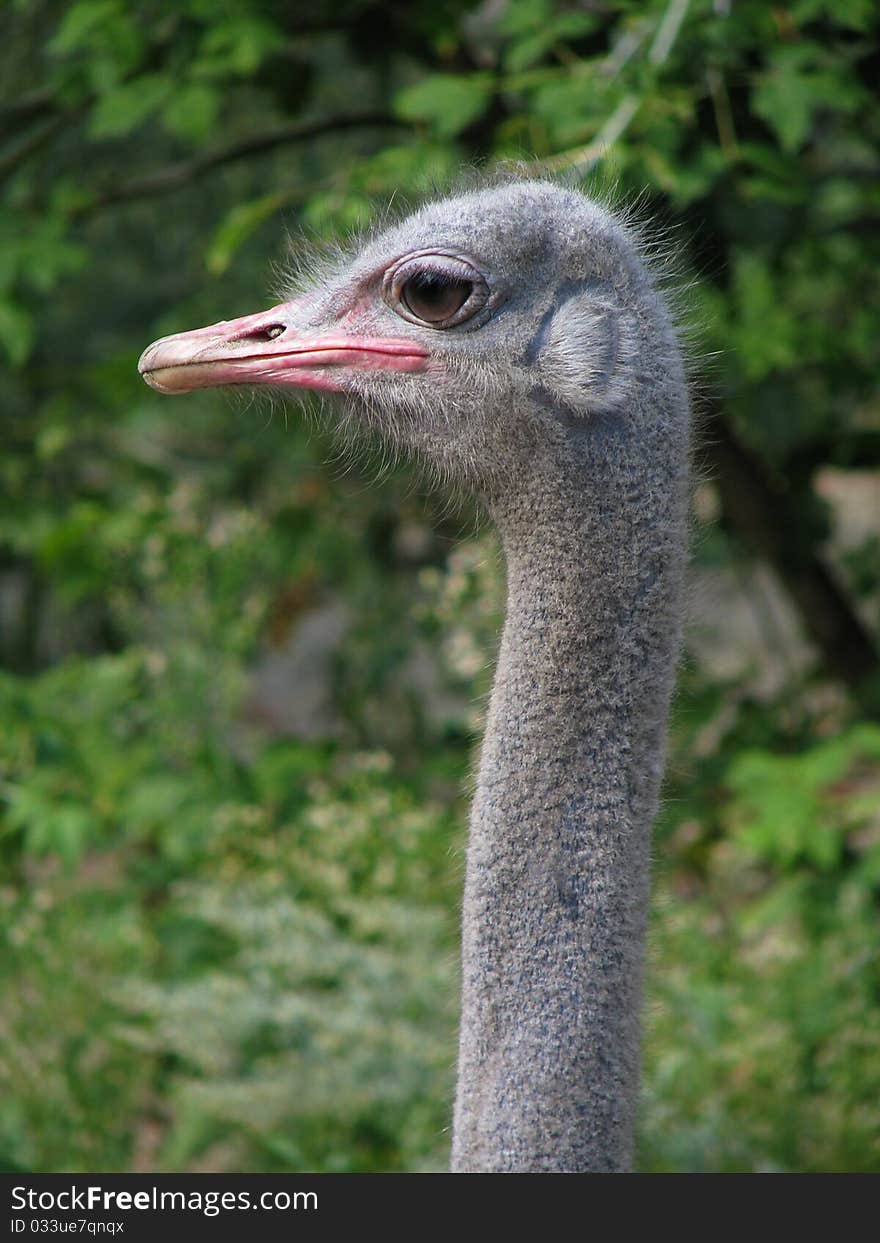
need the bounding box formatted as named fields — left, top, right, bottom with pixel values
left=384, top=253, right=489, bottom=328
left=401, top=271, right=473, bottom=324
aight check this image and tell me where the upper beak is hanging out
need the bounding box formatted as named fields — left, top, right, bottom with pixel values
left=138, top=299, right=429, bottom=395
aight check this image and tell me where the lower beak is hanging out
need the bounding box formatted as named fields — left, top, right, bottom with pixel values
left=138, top=300, right=429, bottom=395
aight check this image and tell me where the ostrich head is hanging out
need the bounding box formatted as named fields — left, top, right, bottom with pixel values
left=139, top=179, right=685, bottom=501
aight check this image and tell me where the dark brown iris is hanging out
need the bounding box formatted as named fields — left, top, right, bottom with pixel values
left=400, top=271, right=473, bottom=324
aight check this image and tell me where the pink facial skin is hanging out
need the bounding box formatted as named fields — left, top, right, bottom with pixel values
left=138, top=300, right=430, bottom=396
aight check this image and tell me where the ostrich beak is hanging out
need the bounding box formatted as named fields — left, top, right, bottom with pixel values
left=138, top=300, right=429, bottom=395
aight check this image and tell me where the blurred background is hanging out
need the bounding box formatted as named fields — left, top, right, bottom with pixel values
left=1, top=0, right=879, bottom=1173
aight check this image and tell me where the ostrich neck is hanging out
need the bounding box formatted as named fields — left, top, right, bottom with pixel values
left=451, top=432, right=686, bottom=1173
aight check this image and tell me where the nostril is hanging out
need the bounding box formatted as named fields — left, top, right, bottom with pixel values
left=238, top=323, right=286, bottom=343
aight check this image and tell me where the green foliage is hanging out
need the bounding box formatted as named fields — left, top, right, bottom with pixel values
left=727, top=725, right=880, bottom=871
left=120, top=756, right=458, bottom=1172
left=90, top=74, right=174, bottom=139
left=206, top=193, right=289, bottom=276
left=644, top=725, right=880, bottom=1171
left=1, top=0, right=878, bottom=1173
left=395, top=74, right=495, bottom=137
left=753, top=44, right=866, bottom=154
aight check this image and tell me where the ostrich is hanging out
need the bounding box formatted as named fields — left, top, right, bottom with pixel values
left=139, top=179, right=690, bottom=1173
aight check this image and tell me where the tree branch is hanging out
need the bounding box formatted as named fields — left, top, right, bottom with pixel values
left=0, top=86, right=57, bottom=130
left=75, top=113, right=404, bottom=216
left=0, top=110, right=84, bottom=181
left=532, top=94, right=639, bottom=176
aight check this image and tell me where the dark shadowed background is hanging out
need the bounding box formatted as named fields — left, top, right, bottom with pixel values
left=1, top=0, right=879, bottom=1173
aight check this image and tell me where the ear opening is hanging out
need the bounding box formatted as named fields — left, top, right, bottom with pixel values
left=536, top=287, right=637, bottom=416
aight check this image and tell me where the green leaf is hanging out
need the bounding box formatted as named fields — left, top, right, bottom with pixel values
left=503, top=11, right=596, bottom=72
left=0, top=301, right=34, bottom=366
left=394, top=74, right=494, bottom=138
left=4, top=782, right=95, bottom=866
left=162, top=83, right=221, bottom=143
left=753, top=47, right=865, bottom=153
left=206, top=194, right=288, bottom=277
left=730, top=252, right=798, bottom=379
left=498, top=0, right=552, bottom=36
left=726, top=727, right=880, bottom=871
left=50, top=0, right=122, bottom=54
left=90, top=73, right=173, bottom=138
left=49, top=0, right=142, bottom=86
left=197, top=18, right=284, bottom=78
left=528, top=74, right=602, bottom=145
left=792, top=0, right=875, bottom=32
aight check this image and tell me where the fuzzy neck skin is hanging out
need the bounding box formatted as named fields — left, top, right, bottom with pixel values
left=451, top=412, right=688, bottom=1173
